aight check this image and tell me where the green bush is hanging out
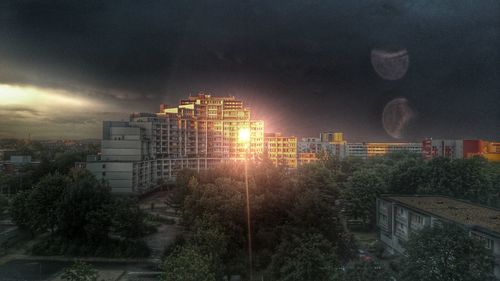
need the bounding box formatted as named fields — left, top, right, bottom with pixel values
left=162, top=234, right=186, bottom=259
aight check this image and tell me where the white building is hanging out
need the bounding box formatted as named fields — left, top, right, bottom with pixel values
left=422, top=138, right=464, bottom=159
left=86, top=119, right=157, bottom=193
left=377, top=196, right=500, bottom=279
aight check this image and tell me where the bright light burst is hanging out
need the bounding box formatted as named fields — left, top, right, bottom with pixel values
left=238, top=128, right=251, bottom=144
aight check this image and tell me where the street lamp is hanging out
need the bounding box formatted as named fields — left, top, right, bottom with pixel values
left=238, top=127, right=253, bottom=280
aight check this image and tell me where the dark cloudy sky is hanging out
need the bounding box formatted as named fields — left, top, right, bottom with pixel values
left=0, top=0, right=499, bottom=141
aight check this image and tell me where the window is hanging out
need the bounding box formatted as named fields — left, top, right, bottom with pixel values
left=471, top=232, right=494, bottom=250
left=412, top=214, right=423, bottom=224
left=379, top=214, right=388, bottom=225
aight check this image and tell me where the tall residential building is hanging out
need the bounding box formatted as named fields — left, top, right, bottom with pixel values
left=377, top=196, right=500, bottom=279
left=264, top=132, right=297, bottom=168
left=87, top=93, right=264, bottom=193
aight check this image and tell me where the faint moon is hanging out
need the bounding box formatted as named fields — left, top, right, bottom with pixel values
left=382, top=98, right=414, bottom=139
left=371, top=48, right=409, bottom=80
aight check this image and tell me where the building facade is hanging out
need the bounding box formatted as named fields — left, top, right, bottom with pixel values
left=464, top=140, right=500, bottom=162
left=422, top=138, right=500, bottom=162
left=347, top=142, right=422, bottom=159
left=377, top=196, right=500, bottom=279
left=264, top=133, right=297, bottom=168
left=87, top=94, right=499, bottom=193
left=297, top=132, right=348, bottom=161
left=422, top=138, right=464, bottom=159
left=88, top=94, right=264, bottom=193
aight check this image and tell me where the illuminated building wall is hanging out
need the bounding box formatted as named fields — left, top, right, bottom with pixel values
left=158, top=93, right=264, bottom=159
left=320, top=132, right=344, bottom=143
left=463, top=140, right=500, bottom=162
left=88, top=93, right=265, bottom=193
left=298, top=152, right=318, bottom=165
left=348, top=142, right=422, bottom=159
left=264, top=132, right=297, bottom=168
left=366, top=143, right=422, bottom=157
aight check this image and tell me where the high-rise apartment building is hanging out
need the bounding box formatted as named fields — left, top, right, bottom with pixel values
left=88, top=93, right=498, bottom=193
left=88, top=93, right=264, bottom=193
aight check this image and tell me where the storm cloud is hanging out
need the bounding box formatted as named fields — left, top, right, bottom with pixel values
left=0, top=0, right=498, bottom=140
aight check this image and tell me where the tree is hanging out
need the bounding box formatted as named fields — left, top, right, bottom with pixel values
left=57, top=172, right=112, bottom=241
left=161, top=246, right=217, bottom=281
left=285, top=186, right=355, bottom=259
left=54, top=151, right=86, bottom=174
left=165, top=176, right=195, bottom=212
left=175, top=169, right=199, bottom=188
left=342, top=168, right=388, bottom=227
left=27, top=173, right=68, bottom=234
left=182, top=177, right=245, bottom=240
left=0, top=173, right=16, bottom=196
left=189, top=217, right=228, bottom=260
left=10, top=190, right=33, bottom=231
left=111, top=197, right=149, bottom=239
left=340, top=261, right=392, bottom=281
left=296, top=163, right=336, bottom=192
left=400, top=224, right=495, bottom=281
left=269, top=233, right=340, bottom=281
left=0, top=194, right=8, bottom=218
left=61, top=261, right=99, bottom=281
left=388, top=157, right=427, bottom=194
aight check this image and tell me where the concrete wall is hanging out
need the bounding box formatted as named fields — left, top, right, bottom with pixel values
left=87, top=162, right=134, bottom=193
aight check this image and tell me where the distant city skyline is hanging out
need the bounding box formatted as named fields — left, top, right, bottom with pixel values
left=0, top=1, right=499, bottom=140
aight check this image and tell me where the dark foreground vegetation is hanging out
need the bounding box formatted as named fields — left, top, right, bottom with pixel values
left=6, top=170, right=153, bottom=258
left=1, top=151, right=498, bottom=280
left=0, top=146, right=157, bottom=258
left=161, top=153, right=499, bottom=281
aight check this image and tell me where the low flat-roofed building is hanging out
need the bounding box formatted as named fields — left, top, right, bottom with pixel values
left=377, top=195, right=500, bottom=279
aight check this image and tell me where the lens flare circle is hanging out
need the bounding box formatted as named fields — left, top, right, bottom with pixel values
left=382, top=98, right=414, bottom=139
left=371, top=48, right=409, bottom=81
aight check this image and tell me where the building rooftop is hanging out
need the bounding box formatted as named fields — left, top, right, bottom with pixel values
left=384, top=196, right=500, bottom=236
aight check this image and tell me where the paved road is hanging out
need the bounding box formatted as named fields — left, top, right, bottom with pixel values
left=144, top=224, right=183, bottom=259
left=0, top=259, right=160, bottom=281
